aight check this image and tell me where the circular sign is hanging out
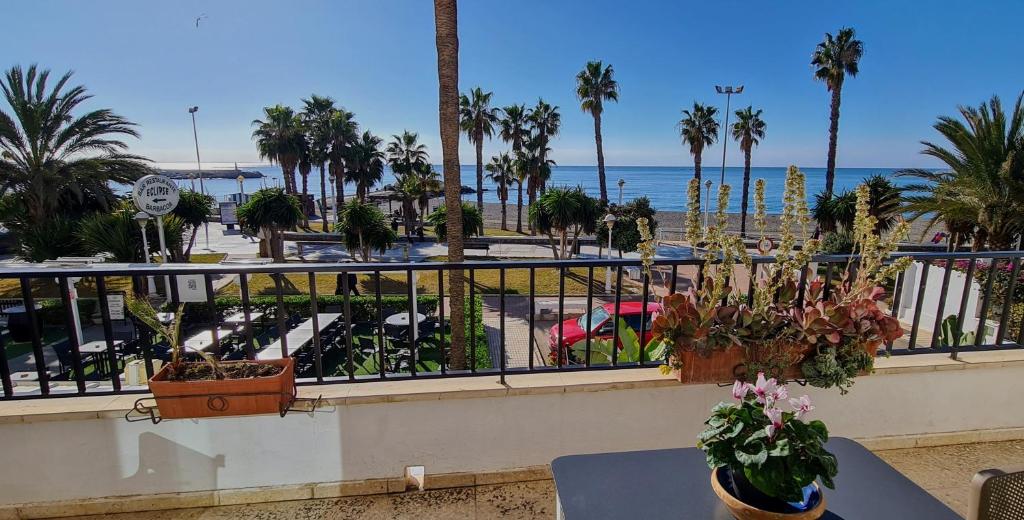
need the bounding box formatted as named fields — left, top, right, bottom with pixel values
left=132, top=175, right=180, bottom=216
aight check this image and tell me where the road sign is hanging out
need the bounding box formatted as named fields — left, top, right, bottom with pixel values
left=132, top=175, right=180, bottom=216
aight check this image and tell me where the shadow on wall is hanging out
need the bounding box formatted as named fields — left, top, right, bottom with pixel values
left=122, top=432, right=225, bottom=494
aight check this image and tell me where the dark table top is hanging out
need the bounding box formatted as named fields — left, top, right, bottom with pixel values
left=551, top=437, right=962, bottom=519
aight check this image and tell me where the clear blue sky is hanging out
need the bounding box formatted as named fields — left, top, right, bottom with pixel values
left=4, top=0, right=1022, bottom=168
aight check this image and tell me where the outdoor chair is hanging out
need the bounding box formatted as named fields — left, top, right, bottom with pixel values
left=52, top=341, right=98, bottom=378
left=969, top=465, right=1024, bottom=520
left=357, top=337, right=377, bottom=357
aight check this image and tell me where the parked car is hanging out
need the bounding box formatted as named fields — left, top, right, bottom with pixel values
left=548, top=302, right=661, bottom=364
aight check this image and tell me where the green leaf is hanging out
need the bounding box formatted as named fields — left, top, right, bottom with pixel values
left=734, top=440, right=768, bottom=466
left=767, top=438, right=790, bottom=457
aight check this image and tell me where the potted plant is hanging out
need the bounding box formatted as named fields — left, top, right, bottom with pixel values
left=128, top=298, right=295, bottom=419
left=700, top=374, right=836, bottom=519
left=652, top=167, right=910, bottom=391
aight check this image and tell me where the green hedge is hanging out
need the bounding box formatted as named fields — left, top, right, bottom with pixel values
left=181, top=294, right=439, bottom=323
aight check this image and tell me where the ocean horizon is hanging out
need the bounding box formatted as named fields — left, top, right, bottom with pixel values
left=144, top=162, right=930, bottom=213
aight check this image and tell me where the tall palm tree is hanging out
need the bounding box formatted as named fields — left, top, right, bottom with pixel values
left=327, top=108, right=358, bottom=221
left=528, top=99, right=561, bottom=195
left=812, top=27, right=864, bottom=199
left=485, top=152, right=515, bottom=230
left=300, top=94, right=337, bottom=231
left=500, top=104, right=530, bottom=232
left=678, top=102, right=719, bottom=207
left=347, top=131, right=385, bottom=202
left=385, top=130, right=430, bottom=177
left=252, top=104, right=302, bottom=195
left=575, top=61, right=619, bottom=203
left=413, top=164, right=442, bottom=228
left=434, top=0, right=466, bottom=370
left=296, top=131, right=313, bottom=227
left=459, top=87, right=500, bottom=231
left=731, top=106, right=767, bottom=237
left=899, top=93, right=1024, bottom=251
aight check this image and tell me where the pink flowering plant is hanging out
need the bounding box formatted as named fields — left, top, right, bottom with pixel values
left=698, top=373, right=838, bottom=503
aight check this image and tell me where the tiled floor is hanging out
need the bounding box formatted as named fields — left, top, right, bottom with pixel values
left=67, top=440, right=1024, bottom=519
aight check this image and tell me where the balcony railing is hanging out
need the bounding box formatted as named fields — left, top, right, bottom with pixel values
left=0, top=250, right=1021, bottom=400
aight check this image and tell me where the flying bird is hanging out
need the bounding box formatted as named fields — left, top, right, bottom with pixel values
left=195, top=14, right=207, bottom=28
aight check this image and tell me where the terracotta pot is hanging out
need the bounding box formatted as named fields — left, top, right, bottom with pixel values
left=672, top=346, right=746, bottom=384
left=711, top=467, right=826, bottom=520
left=148, top=358, right=295, bottom=419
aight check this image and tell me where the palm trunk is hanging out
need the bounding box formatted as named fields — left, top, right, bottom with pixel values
left=500, top=187, right=507, bottom=230
left=528, top=179, right=537, bottom=236
left=825, top=84, right=843, bottom=198
left=693, top=151, right=702, bottom=207
left=319, top=164, right=329, bottom=231
left=300, top=170, right=310, bottom=228
left=336, top=165, right=346, bottom=210
left=435, top=0, right=466, bottom=370
left=594, top=114, right=608, bottom=203
left=740, top=149, right=752, bottom=238
left=515, top=181, right=523, bottom=233
left=475, top=131, right=485, bottom=235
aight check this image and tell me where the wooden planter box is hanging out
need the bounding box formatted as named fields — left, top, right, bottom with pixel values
left=673, top=343, right=820, bottom=384
left=148, top=358, right=295, bottom=419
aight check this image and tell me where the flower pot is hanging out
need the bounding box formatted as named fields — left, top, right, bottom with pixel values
left=672, top=346, right=747, bottom=384
left=711, top=467, right=826, bottom=520
left=148, top=358, right=295, bottom=419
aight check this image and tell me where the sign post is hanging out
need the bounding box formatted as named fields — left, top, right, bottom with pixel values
left=132, top=175, right=180, bottom=297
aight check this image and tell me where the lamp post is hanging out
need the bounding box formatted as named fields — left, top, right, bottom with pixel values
left=134, top=211, right=156, bottom=294
left=617, top=178, right=625, bottom=206
left=237, top=175, right=245, bottom=201
left=602, top=213, right=617, bottom=293
left=188, top=106, right=210, bottom=250
left=714, top=85, right=743, bottom=187
left=703, top=179, right=712, bottom=238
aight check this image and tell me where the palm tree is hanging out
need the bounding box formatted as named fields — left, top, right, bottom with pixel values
left=327, top=108, right=358, bottom=221
left=347, top=131, right=385, bottom=202
left=500, top=104, right=530, bottom=232
left=296, top=133, right=313, bottom=227
left=385, top=130, right=430, bottom=177
left=335, top=199, right=396, bottom=261
left=485, top=153, right=515, bottom=230
left=252, top=104, right=302, bottom=195
left=812, top=27, right=864, bottom=199
left=301, top=94, right=336, bottom=231
left=575, top=61, right=619, bottom=203
left=678, top=102, right=719, bottom=206
left=0, top=65, right=152, bottom=227
left=459, top=87, right=500, bottom=231
left=899, top=93, right=1024, bottom=251
left=426, top=202, right=483, bottom=242
left=527, top=99, right=561, bottom=194
left=237, top=188, right=303, bottom=262
left=529, top=186, right=600, bottom=259
left=413, top=164, right=443, bottom=229
left=731, top=106, right=767, bottom=237
left=434, top=0, right=466, bottom=370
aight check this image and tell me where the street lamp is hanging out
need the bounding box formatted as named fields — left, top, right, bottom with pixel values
left=714, top=85, right=743, bottom=187
left=617, top=178, right=625, bottom=206
left=602, top=213, right=617, bottom=293
left=237, top=175, right=245, bottom=200
left=188, top=106, right=210, bottom=250
left=328, top=172, right=338, bottom=225
left=134, top=211, right=156, bottom=294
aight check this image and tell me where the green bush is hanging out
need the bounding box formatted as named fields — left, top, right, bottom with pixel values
left=181, top=294, right=439, bottom=323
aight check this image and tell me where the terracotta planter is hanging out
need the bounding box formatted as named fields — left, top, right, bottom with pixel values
left=148, top=358, right=295, bottom=419
left=711, top=467, right=826, bottom=520
left=673, top=343, right=816, bottom=384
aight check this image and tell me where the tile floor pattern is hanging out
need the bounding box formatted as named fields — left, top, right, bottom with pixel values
left=67, top=441, right=1024, bottom=519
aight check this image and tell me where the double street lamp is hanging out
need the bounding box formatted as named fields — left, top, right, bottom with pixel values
left=714, top=85, right=743, bottom=187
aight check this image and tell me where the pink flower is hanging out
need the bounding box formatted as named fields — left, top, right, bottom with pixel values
left=750, top=372, right=779, bottom=405
left=731, top=380, right=749, bottom=400
left=789, top=395, right=814, bottom=419
left=765, top=407, right=784, bottom=439
left=771, top=384, right=788, bottom=405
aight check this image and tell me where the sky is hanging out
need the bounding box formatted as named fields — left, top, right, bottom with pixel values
left=3, top=0, right=1023, bottom=169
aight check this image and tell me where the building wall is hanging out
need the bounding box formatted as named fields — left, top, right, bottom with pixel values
left=1, top=363, right=1023, bottom=506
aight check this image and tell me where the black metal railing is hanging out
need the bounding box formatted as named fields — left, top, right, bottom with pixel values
left=0, top=249, right=1022, bottom=400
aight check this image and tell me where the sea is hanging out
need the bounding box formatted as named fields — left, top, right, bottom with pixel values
left=145, top=162, right=923, bottom=213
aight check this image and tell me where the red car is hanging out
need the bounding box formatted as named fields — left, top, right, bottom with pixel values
left=548, top=302, right=662, bottom=363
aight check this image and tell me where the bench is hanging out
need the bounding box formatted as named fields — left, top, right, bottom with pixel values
left=462, top=240, right=491, bottom=254
left=281, top=232, right=345, bottom=256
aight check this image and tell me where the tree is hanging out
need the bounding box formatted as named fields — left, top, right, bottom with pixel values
left=434, top=0, right=466, bottom=369
left=459, top=86, right=500, bottom=232
left=599, top=196, right=658, bottom=255
left=77, top=201, right=144, bottom=263
left=812, top=27, right=864, bottom=199
left=813, top=175, right=901, bottom=234
left=385, top=130, right=429, bottom=177
left=252, top=104, right=302, bottom=195
left=529, top=186, right=600, bottom=259
left=426, top=203, right=482, bottom=242
left=301, top=94, right=336, bottom=231
left=731, top=106, right=767, bottom=237
left=327, top=108, right=358, bottom=221
left=519, top=133, right=556, bottom=235
left=236, top=188, right=303, bottom=262
left=296, top=133, right=313, bottom=227
left=334, top=199, right=397, bottom=261
left=0, top=64, right=151, bottom=244
left=347, top=131, right=385, bottom=202
left=485, top=152, right=515, bottom=230
left=527, top=99, right=561, bottom=195
left=899, top=93, right=1024, bottom=251
left=575, top=60, right=619, bottom=203
left=678, top=102, right=719, bottom=207
left=173, top=189, right=215, bottom=259
left=500, top=104, right=530, bottom=232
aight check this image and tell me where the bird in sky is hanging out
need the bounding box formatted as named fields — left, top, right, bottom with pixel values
left=195, top=14, right=207, bottom=28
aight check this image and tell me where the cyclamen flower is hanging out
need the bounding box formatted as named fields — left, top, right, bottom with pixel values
left=750, top=372, right=779, bottom=405
left=731, top=380, right=749, bottom=400
left=765, top=407, right=784, bottom=439
left=790, top=395, right=814, bottom=419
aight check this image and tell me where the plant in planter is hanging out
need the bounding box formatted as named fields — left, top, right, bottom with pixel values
left=128, top=297, right=295, bottom=419
left=700, top=374, right=836, bottom=518
left=652, top=167, right=910, bottom=390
